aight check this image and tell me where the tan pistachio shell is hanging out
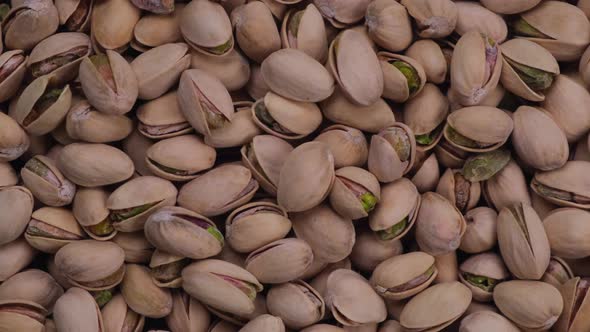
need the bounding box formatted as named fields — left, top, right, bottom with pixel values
left=409, top=151, right=440, bottom=193
left=191, top=48, right=250, bottom=92
left=245, top=238, right=314, bottom=284
left=406, top=40, right=447, bottom=85
left=280, top=4, right=328, bottom=62
left=101, top=293, right=145, bottom=332
left=149, top=250, right=186, bottom=288
left=460, top=207, right=497, bottom=254
left=165, top=290, right=210, bottom=332
left=379, top=52, right=426, bottom=103
left=403, top=83, right=448, bottom=151
left=2, top=0, right=59, bottom=50
left=0, top=238, right=37, bottom=282
left=266, top=281, right=325, bottom=330
left=532, top=161, right=590, bottom=209
left=277, top=141, right=335, bottom=213
left=459, top=252, right=509, bottom=302
left=91, top=0, right=141, bottom=52
left=0, top=50, right=27, bottom=103
left=0, top=186, right=34, bottom=246
left=459, top=311, right=520, bottom=332
left=401, top=0, right=457, bottom=38
left=121, top=264, right=172, bottom=318
left=368, top=123, right=417, bottom=183
left=554, top=277, right=590, bottom=332
left=301, top=324, right=345, bottom=332
left=240, top=314, right=285, bottom=332
left=0, top=269, right=63, bottom=313
left=24, top=207, right=85, bottom=254
left=0, top=299, right=48, bottom=332
left=65, top=100, right=133, bottom=143
left=350, top=229, right=403, bottom=273
left=241, top=134, right=292, bottom=196
left=482, top=160, right=531, bottom=211
left=436, top=168, right=480, bottom=214
left=206, top=102, right=261, bottom=148
left=0, top=112, right=29, bottom=162
left=55, top=0, right=94, bottom=32
left=314, top=125, right=368, bottom=169
left=544, top=208, right=590, bottom=259
left=329, top=166, right=380, bottom=220
left=136, top=91, right=192, bottom=140
left=313, top=0, right=372, bottom=27
left=180, top=0, right=233, bottom=56
left=132, top=4, right=183, bottom=51
left=73, top=187, right=115, bottom=240
left=369, top=178, right=419, bottom=240
left=580, top=45, right=590, bottom=88
left=122, top=129, right=154, bottom=177
left=21, top=155, right=76, bottom=207
left=365, top=0, right=412, bottom=52
left=53, top=287, right=104, bottom=332
left=231, top=1, right=281, bottom=63
left=111, top=232, right=154, bottom=264
left=480, top=0, right=540, bottom=14
left=454, top=1, right=507, bottom=43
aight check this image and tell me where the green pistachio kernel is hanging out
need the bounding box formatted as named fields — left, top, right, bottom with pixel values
left=93, top=289, right=113, bottom=307
left=87, top=218, right=115, bottom=236
left=149, top=158, right=190, bottom=176
left=463, top=272, right=499, bottom=292
left=377, top=217, right=408, bottom=241
left=445, top=126, right=481, bottom=149
left=206, top=39, right=233, bottom=55
left=288, top=10, right=304, bottom=37
left=0, top=4, right=10, bottom=22
left=111, top=202, right=160, bottom=222
left=360, top=192, right=378, bottom=212
left=25, top=158, right=49, bottom=177
left=511, top=18, right=550, bottom=39
left=392, top=61, right=421, bottom=95
left=254, top=101, right=292, bottom=135
left=207, top=226, right=224, bottom=245
left=462, top=149, right=511, bottom=182
left=506, top=58, right=554, bottom=91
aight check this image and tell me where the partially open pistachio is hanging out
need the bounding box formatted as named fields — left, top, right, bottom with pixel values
left=403, top=83, right=448, bottom=151
left=436, top=169, right=480, bottom=214
left=401, top=0, right=457, bottom=38
left=459, top=252, right=508, bottom=302
left=329, top=167, right=380, bottom=220
left=54, top=287, right=104, bottom=332
left=281, top=4, right=328, bottom=62
left=531, top=161, right=590, bottom=209
left=91, top=0, right=140, bottom=52
left=544, top=208, right=590, bottom=259
left=267, top=280, right=325, bottom=330
left=121, top=264, right=172, bottom=318
left=314, top=125, right=368, bottom=169
left=554, top=277, right=590, bottom=332
left=231, top=1, right=280, bottom=63
left=24, top=207, right=85, bottom=254
left=379, top=52, right=426, bottom=103
left=65, top=99, right=133, bottom=143
left=0, top=186, right=33, bottom=246
left=55, top=0, right=93, bottom=32
left=241, top=135, right=292, bottom=196
left=365, top=0, right=412, bottom=52
left=369, top=178, right=419, bottom=242
left=368, top=123, right=416, bottom=183
left=101, top=293, right=145, bottom=332
left=2, top=0, right=59, bottom=50
left=0, top=50, right=26, bottom=103
left=482, top=160, right=531, bottom=211
left=350, top=228, right=403, bottom=273
left=0, top=112, right=29, bottom=162
left=459, top=311, right=520, bottom=332
left=73, top=187, right=116, bottom=241
left=111, top=232, right=154, bottom=264
left=180, top=0, right=233, bottom=57
left=21, top=155, right=76, bottom=207
left=454, top=2, right=507, bottom=44
left=416, top=192, right=466, bottom=256
left=245, top=238, right=314, bottom=284
left=542, top=256, right=574, bottom=289
left=406, top=40, right=447, bottom=85
left=460, top=207, right=497, bottom=254
left=131, top=0, right=173, bottom=14
left=206, top=102, right=261, bottom=149
left=166, top=290, right=210, bottom=332
left=0, top=269, right=63, bottom=313
left=0, top=300, right=48, bottom=332
left=132, top=4, right=183, bottom=52
left=313, top=0, right=371, bottom=28
left=137, top=91, right=192, bottom=139
left=149, top=250, right=189, bottom=288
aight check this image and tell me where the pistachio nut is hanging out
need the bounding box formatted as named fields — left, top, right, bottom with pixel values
left=0, top=186, right=34, bottom=245
left=450, top=31, right=502, bottom=106
left=24, top=206, right=85, bottom=254
left=166, top=290, right=210, bottom=332
left=111, top=231, right=154, bottom=264
left=370, top=252, right=437, bottom=301
left=313, top=0, right=371, bottom=28
left=434, top=137, right=469, bottom=169
left=191, top=48, right=250, bottom=92
left=206, top=284, right=269, bottom=327
left=408, top=152, right=440, bottom=193
left=53, top=287, right=103, bottom=332
left=137, top=91, right=192, bottom=139
left=107, top=176, right=177, bottom=232
left=459, top=311, right=520, bottom=332
left=454, top=2, right=507, bottom=43
left=245, top=238, right=313, bottom=284
left=266, top=280, right=325, bottom=329
left=325, top=269, right=387, bottom=326
left=554, top=277, right=590, bottom=332
left=10, top=76, right=72, bottom=136
left=57, top=143, right=134, bottom=187
left=369, top=178, right=420, bottom=242
left=405, top=40, right=447, bottom=85
left=320, top=88, right=396, bottom=134
left=91, top=0, right=141, bottom=52
left=542, top=256, right=574, bottom=289
left=403, top=84, right=448, bottom=151
left=368, top=123, right=417, bottom=183
left=308, top=259, right=351, bottom=299
left=209, top=320, right=240, bottom=332
left=240, top=314, right=285, bottom=332
left=400, top=0, right=457, bottom=38
left=73, top=187, right=116, bottom=240
left=436, top=169, right=480, bottom=214
left=79, top=50, right=139, bottom=115
left=482, top=160, right=531, bottom=211
left=181, top=259, right=263, bottom=317
left=145, top=206, right=223, bottom=259
left=511, top=1, right=590, bottom=61
left=301, top=324, right=345, bottom=332
left=329, top=167, right=380, bottom=220
left=280, top=4, right=328, bottom=62
left=123, top=129, right=154, bottom=177
left=277, top=141, right=335, bottom=212
left=121, top=264, right=172, bottom=318
left=0, top=300, right=47, bottom=332
left=130, top=0, right=173, bottom=14
left=0, top=50, right=27, bottom=103
left=364, top=0, right=412, bottom=52
left=460, top=207, right=497, bottom=254
left=497, top=203, right=551, bottom=280
left=252, top=91, right=322, bottom=140
left=0, top=238, right=37, bottom=282
left=21, top=155, right=76, bottom=207
left=500, top=39, right=559, bottom=102
left=415, top=192, right=466, bottom=256
left=149, top=250, right=189, bottom=288
left=246, top=63, right=269, bottom=101
left=544, top=208, right=590, bottom=259
left=132, top=4, right=183, bottom=51
left=178, top=68, right=235, bottom=136
left=0, top=269, right=63, bottom=313
left=580, top=44, right=590, bottom=88
left=531, top=161, right=590, bottom=209
left=493, top=280, right=563, bottom=331
left=178, top=164, right=258, bottom=217
left=350, top=228, right=403, bottom=273
left=93, top=289, right=115, bottom=308
left=27, top=32, right=91, bottom=86
left=21, top=134, right=52, bottom=162
left=65, top=99, right=133, bottom=143
left=240, top=135, right=292, bottom=196
left=458, top=252, right=508, bottom=302
left=225, top=201, right=291, bottom=254
left=206, top=101, right=261, bottom=148
left=314, top=125, right=368, bottom=169
left=463, top=151, right=509, bottom=185
left=379, top=52, right=426, bottom=103
left=0, top=112, right=29, bottom=162
left=231, top=2, right=280, bottom=63
left=2, top=0, right=59, bottom=50
left=180, top=0, right=233, bottom=57
left=44, top=318, right=57, bottom=332
left=101, top=293, right=145, bottom=332
left=55, top=0, right=93, bottom=32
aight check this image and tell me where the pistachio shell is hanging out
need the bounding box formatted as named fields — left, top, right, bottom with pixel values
left=281, top=4, right=328, bottom=62
left=314, top=125, right=368, bottom=169
left=379, top=52, right=427, bottom=103
left=21, top=155, right=76, bottom=207
left=459, top=311, right=520, bottom=332
left=2, top=0, right=59, bottom=50
left=132, top=5, right=183, bottom=50
left=405, top=40, right=447, bottom=85
left=180, top=0, right=233, bottom=56
left=207, top=104, right=261, bottom=148
left=191, top=48, right=250, bottom=92
left=266, top=281, right=324, bottom=330
left=231, top=1, right=281, bottom=63
left=544, top=208, right=590, bottom=259
left=365, top=0, right=412, bottom=52
left=369, top=178, right=419, bottom=241
left=0, top=50, right=27, bottom=103
left=0, top=269, right=63, bottom=313
left=73, top=187, right=115, bottom=240
left=403, top=83, right=448, bottom=151
left=241, top=134, right=292, bottom=196
left=454, top=2, right=507, bottom=43
left=245, top=238, right=314, bottom=284
left=482, top=160, right=531, bottom=211
left=65, top=100, right=133, bottom=143
left=101, top=293, right=145, bottom=332
left=400, top=0, right=457, bottom=38
left=121, top=264, right=172, bottom=318
left=24, top=207, right=85, bottom=254
left=460, top=207, right=498, bottom=254
left=368, top=123, right=417, bottom=183
left=532, top=161, right=590, bottom=209
left=53, top=288, right=103, bottom=332
left=0, top=186, right=34, bottom=246
left=91, top=0, right=140, bottom=51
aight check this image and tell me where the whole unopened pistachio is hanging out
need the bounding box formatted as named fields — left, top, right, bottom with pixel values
left=482, top=160, right=531, bottom=211
left=0, top=299, right=48, bottom=332
left=2, top=0, right=59, bottom=50
left=180, top=0, right=233, bottom=57
left=0, top=186, right=34, bottom=246
left=313, top=0, right=372, bottom=28
left=91, top=0, right=141, bottom=52
left=531, top=161, right=590, bottom=209
left=231, top=2, right=280, bottom=63
left=206, top=102, right=260, bottom=148
left=280, top=4, right=327, bottom=62
left=460, top=207, right=497, bottom=254
left=542, top=256, right=574, bottom=289
left=369, top=178, right=419, bottom=242
left=365, top=0, right=412, bottom=52
left=379, top=52, right=426, bottom=103
left=245, top=238, right=314, bottom=284
left=0, top=162, right=17, bottom=188
left=444, top=106, right=512, bottom=153
left=400, top=0, right=457, bottom=38
left=301, top=324, right=345, bottom=332
left=459, top=252, right=508, bottom=302
left=266, top=280, right=325, bottom=329
left=24, top=207, right=85, bottom=254
left=55, top=0, right=93, bottom=32
left=580, top=44, right=590, bottom=88
left=240, top=314, right=285, bottom=332
left=544, top=208, right=590, bottom=259
left=123, top=129, right=154, bottom=177
left=101, top=293, right=145, bottom=332
left=459, top=311, right=520, bottom=332
left=121, top=264, right=172, bottom=318
left=314, top=125, right=367, bottom=169
left=0, top=50, right=27, bottom=103
left=73, top=187, right=116, bottom=240
left=0, top=269, right=63, bottom=313
left=405, top=40, right=447, bottom=85
left=21, top=155, right=76, bottom=207
left=53, top=287, right=103, bottom=332
left=368, top=123, right=416, bottom=183
left=436, top=169, right=480, bottom=214
left=454, top=2, right=507, bottom=43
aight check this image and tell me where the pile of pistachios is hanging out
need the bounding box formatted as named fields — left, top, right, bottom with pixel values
left=3, top=0, right=590, bottom=331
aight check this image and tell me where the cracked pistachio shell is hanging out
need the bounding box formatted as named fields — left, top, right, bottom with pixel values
left=436, top=169, right=480, bottom=214
left=401, top=0, right=457, bottom=38
left=57, top=143, right=134, bottom=187
left=55, top=0, right=94, bottom=32
left=54, top=288, right=103, bottom=332
left=241, top=134, right=292, bottom=196
left=206, top=102, right=261, bottom=148
left=459, top=252, right=508, bottom=302
left=541, top=74, right=590, bottom=143
left=0, top=50, right=27, bottom=103
left=544, top=208, right=590, bottom=259
left=206, top=289, right=268, bottom=326
left=454, top=2, right=507, bottom=43
left=379, top=52, right=426, bottom=103
left=326, top=269, right=387, bottom=326
left=313, top=0, right=371, bottom=28
left=493, top=281, right=563, bottom=331
left=55, top=240, right=125, bottom=291
left=301, top=325, right=345, bottom=332
left=497, top=203, right=550, bottom=280
left=315, top=125, right=368, bottom=169
left=329, top=167, right=380, bottom=220
left=515, top=1, right=590, bottom=61
left=320, top=88, right=395, bottom=133
left=444, top=106, right=513, bottom=153
left=512, top=106, right=568, bottom=171
left=0, top=269, right=63, bottom=313
left=406, top=40, right=447, bottom=85
left=111, top=232, right=153, bottom=264
left=73, top=187, right=116, bottom=240
left=24, top=207, right=85, bottom=254
left=231, top=2, right=280, bottom=63
left=267, top=281, right=325, bottom=329
left=146, top=135, right=216, bottom=182
left=368, top=123, right=417, bottom=183
left=554, top=277, right=590, bottom=332
left=191, top=48, right=250, bottom=92
left=0, top=300, right=47, bottom=332
left=11, top=76, right=72, bottom=136
left=2, top=0, right=59, bottom=50
left=27, top=32, right=91, bottom=86
left=459, top=311, right=520, bottom=332
left=178, top=68, right=234, bottom=136
left=416, top=192, right=466, bottom=256
left=401, top=282, right=471, bottom=331
left=365, top=0, right=412, bottom=52
left=101, top=293, right=145, bottom=332
left=532, top=161, right=590, bottom=209
left=409, top=151, right=440, bottom=193
left=500, top=39, right=559, bottom=102
left=451, top=31, right=503, bottom=106
left=241, top=314, right=285, bottom=332
left=277, top=142, right=335, bottom=212
left=131, top=43, right=191, bottom=100
left=182, top=259, right=263, bottom=317
left=145, top=206, right=223, bottom=259
left=225, top=201, right=291, bottom=254
left=149, top=250, right=187, bottom=288
left=21, top=155, right=76, bottom=207
left=166, top=290, right=210, bottom=332
left=178, top=164, right=258, bottom=217
left=0, top=186, right=33, bottom=246
left=0, top=112, right=29, bottom=162
left=482, top=160, right=531, bottom=211
left=350, top=228, right=403, bottom=273
left=107, top=176, right=177, bottom=232
left=252, top=91, right=323, bottom=140
left=121, top=264, right=172, bottom=318
left=137, top=91, right=192, bottom=140
left=403, top=83, right=448, bottom=151
left=245, top=238, right=314, bottom=284
left=280, top=4, right=328, bottom=62
left=0, top=238, right=37, bottom=282
left=328, top=29, right=383, bottom=106
left=369, top=178, right=419, bottom=241
left=542, top=256, right=574, bottom=288
left=180, top=0, right=233, bottom=57
left=460, top=207, right=497, bottom=254
left=434, top=137, right=469, bottom=169
left=261, top=48, right=335, bottom=103
left=65, top=100, right=133, bottom=143
left=91, top=0, right=140, bottom=52
left=132, top=4, right=183, bottom=51
left=370, top=252, right=437, bottom=301
left=0, top=162, right=17, bottom=188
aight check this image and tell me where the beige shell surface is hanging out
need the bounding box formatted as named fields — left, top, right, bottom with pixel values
left=446, top=106, right=513, bottom=148
left=533, top=161, right=590, bottom=208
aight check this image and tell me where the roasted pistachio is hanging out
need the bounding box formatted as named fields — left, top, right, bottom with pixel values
left=379, top=52, right=426, bottom=103
left=459, top=252, right=508, bottom=302
left=0, top=50, right=27, bottom=103
left=180, top=0, right=233, bottom=57
left=101, top=293, right=145, bottom=332
left=121, top=264, right=172, bottom=318
left=436, top=169, right=480, bottom=214
left=531, top=161, right=590, bottom=209
left=401, top=0, right=457, bottom=39
left=21, top=155, right=76, bottom=207
left=370, top=178, right=419, bottom=242
left=266, top=280, right=324, bottom=330
left=368, top=123, right=416, bottom=183
left=2, top=0, right=59, bottom=50
left=53, top=287, right=102, bottom=332
left=91, top=0, right=141, bottom=52
left=281, top=4, right=328, bottom=62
